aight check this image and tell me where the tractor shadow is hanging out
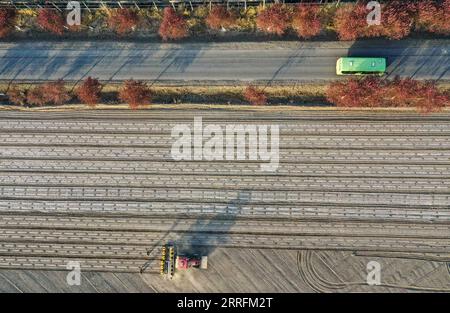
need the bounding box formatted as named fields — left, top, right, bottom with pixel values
left=176, top=190, right=252, bottom=257
left=139, top=190, right=251, bottom=273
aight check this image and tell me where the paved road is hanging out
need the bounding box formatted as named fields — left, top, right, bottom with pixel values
left=0, top=40, right=448, bottom=83
left=0, top=109, right=449, bottom=274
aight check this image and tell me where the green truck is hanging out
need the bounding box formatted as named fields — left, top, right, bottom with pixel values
left=336, top=57, right=386, bottom=75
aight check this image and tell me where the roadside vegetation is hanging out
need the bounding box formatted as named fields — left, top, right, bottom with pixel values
left=75, top=77, right=103, bottom=107
left=158, top=7, right=189, bottom=41
left=36, top=8, right=65, bottom=35
left=119, top=79, right=153, bottom=109
left=243, top=86, right=268, bottom=106
left=1, top=1, right=448, bottom=112
left=0, top=8, right=15, bottom=37
left=326, top=77, right=449, bottom=113
left=2, top=77, right=448, bottom=113
left=107, top=8, right=140, bottom=35
left=0, top=0, right=449, bottom=41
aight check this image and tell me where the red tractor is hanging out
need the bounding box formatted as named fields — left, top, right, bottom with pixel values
left=160, top=244, right=207, bottom=279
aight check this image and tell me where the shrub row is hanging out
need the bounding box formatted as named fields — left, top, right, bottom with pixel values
left=326, top=77, right=450, bottom=113
left=257, top=0, right=450, bottom=39
left=4, top=77, right=448, bottom=113
left=0, top=1, right=449, bottom=41
left=334, top=0, right=450, bottom=40
left=5, top=78, right=268, bottom=108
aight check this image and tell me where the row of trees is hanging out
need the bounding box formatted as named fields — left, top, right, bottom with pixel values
left=256, top=4, right=322, bottom=38
left=258, top=0, right=450, bottom=40
left=5, top=78, right=268, bottom=108
left=334, top=0, right=450, bottom=40
left=6, top=77, right=448, bottom=112
left=7, top=78, right=151, bottom=109
left=0, top=7, right=188, bottom=40
left=326, top=77, right=449, bottom=113
left=1, top=1, right=449, bottom=40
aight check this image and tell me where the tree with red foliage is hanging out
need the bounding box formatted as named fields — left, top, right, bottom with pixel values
left=381, top=0, right=415, bottom=40
left=333, top=3, right=367, bottom=40
left=291, top=4, right=322, bottom=39
left=333, top=1, right=415, bottom=41
left=119, top=79, right=152, bottom=109
left=205, top=6, right=237, bottom=30
left=440, top=0, right=450, bottom=35
left=256, top=4, right=292, bottom=36
left=326, top=77, right=382, bottom=108
left=7, top=85, right=26, bottom=106
left=0, top=8, right=16, bottom=38
left=36, top=9, right=65, bottom=35
left=108, top=8, right=140, bottom=35
left=243, top=86, right=267, bottom=106
left=41, top=80, right=71, bottom=105
left=26, top=81, right=70, bottom=106
left=26, top=86, right=47, bottom=106
left=76, top=77, right=103, bottom=107
left=415, top=82, right=449, bottom=113
left=158, top=7, right=188, bottom=41
left=386, top=77, right=448, bottom=113
left=326, top=77, right=449, bottom=113
left=415, top=0, right=438, bottom=31
left=416, top=0, right=450, bottom=36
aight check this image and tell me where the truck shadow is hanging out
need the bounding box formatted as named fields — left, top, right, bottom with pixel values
left=348, top=39, right=449, bottom=81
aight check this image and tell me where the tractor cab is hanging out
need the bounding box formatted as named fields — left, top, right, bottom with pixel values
left=160, top=244, right=207, bottom=279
